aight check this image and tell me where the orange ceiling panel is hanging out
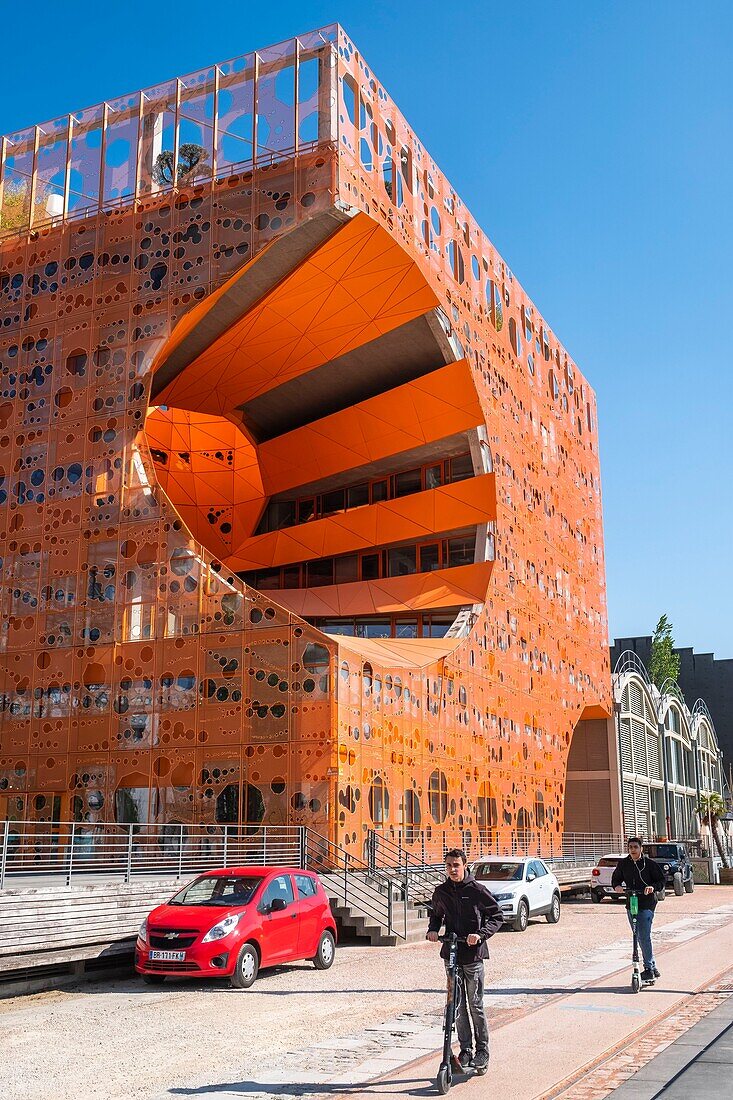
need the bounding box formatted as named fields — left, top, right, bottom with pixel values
left=260, top=561, right=494, bottom=618
left=258, top=359, right=482, bottom=496
left=145, top=407, right=264, bottom=561
left=338, top=635, right=463, bottom=669
left=226, top=474, right=496, bottom=571
left=156, top=212, right=440, bottom=417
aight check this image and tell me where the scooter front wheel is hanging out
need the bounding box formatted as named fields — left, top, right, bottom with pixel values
left=436, top=1064, right=452, bottom=1094
left=631, top=972, right=641, bottom=994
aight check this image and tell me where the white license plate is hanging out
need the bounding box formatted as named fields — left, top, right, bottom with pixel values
left=149, top=950, right=186, bottom=961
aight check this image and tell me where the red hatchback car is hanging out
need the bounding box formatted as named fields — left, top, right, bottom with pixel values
left=135, top=866, right=337, bottom=989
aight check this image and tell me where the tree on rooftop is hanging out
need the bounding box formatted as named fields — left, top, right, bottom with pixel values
left=648, top=613, right=680, bottom=689
left=152, top=144, right=209, bottom=186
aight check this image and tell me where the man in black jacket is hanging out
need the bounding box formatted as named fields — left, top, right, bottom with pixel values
left=611, top=837, right=666, bottom=981
left=427, top=848, right=503, bottom=1074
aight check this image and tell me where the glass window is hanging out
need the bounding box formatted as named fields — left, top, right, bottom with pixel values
left=306, top=558, right=333, bottom=587
left=392, top=469, right=422, bottom=498
left=402, top=789, right=421, bottom=843
left=425, top=464, right=443, bottom=490
left=298, top=498, right=315, bottom=524
left=321, top=489, right=345, bottom=516
left=361, top=553, right=380, bottom=580
left=369, top=777, right=389, bottom=824
left=530, top=860, right=547, bottom=878
left=447, top=536, right=475, bottom=568
left=320, top=618, right=355, bottom=636
left=448, top=454, right=473, bottom=482
left=295, top=874, right=317, bottom=899
left=282, top=566, right=300, bottom=588
left=114, top=787, right=152, bottom=824
left=387, top=545, right=417, bottom=577
left=347, top=484, right=369, bottom=509
left=254, top=569, right=279, bottom=590
left=509, top=316, right=522, bottom=357
left=426, top=615, right=453, bottom=638
left=428, top=769, right=448, bottom=823
left=334, top=555, right=359, bottom=584
left=370, top=480, right=388, bottom=504
left=395, top=619, right=418, bottom=638
left=216, top=783, right=239, bottom=824
left=260, top=874, right=294, bottom=909
left=170, top=875, right=262, bottom=906
left=474, top=861, right=523, bottom=881
left=270, top=500, right=296, bottom=530
left=419, top=543, right=440, bottom=572
left=357, top=619, right=391, bottom=638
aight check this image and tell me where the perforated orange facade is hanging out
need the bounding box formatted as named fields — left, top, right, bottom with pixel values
left=0, top=25, right=611, bottom=856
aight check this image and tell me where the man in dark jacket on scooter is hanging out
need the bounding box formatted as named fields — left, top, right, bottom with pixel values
left=611, top=837, right=666, bottom=982
left=427, top=848, right=503, bottom=1074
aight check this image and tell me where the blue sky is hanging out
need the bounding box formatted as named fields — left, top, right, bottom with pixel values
left=3, top=1, right=731, bottom=656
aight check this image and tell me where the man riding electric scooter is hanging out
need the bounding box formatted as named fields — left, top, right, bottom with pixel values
left=611, top=837, right=666, bottom=983
left=427, top=849, right=503, bottom=1075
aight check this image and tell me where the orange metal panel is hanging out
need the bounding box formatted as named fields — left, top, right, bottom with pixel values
left=227, top=473, right=496, bottom=571
left=156, top=213, right=440, bottom=417
left=259, top=359, right=483, bottom=495
left=260, top=561, right=494, bottom=618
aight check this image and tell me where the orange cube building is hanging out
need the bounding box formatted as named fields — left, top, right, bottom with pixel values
left=0, top=26, right=615, bottom=855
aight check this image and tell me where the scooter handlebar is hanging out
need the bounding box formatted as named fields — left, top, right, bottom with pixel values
left=437, top=934, right=469, bottom=943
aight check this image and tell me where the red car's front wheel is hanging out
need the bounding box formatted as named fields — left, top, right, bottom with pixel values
left=231, top=943, right=259, bottom=989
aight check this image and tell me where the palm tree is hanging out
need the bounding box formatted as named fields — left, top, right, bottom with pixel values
left=698, top=792, right=730, bottom=868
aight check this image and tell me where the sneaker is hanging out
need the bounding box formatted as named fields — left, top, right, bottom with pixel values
left=473, top=1050, right=489, bottom=1074
left=640, top=968, right=654, bottom=982
left=458, top=1050, right=473, bottom=1070
left=652, top=967, right=660, bottom=979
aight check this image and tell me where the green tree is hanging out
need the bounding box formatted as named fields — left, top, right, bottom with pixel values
left=648, top=613, right=680, bottom=688
left=152, top=143, right=209, bottom=186
left=698, top=792, right=730, bottom=868
left=0, top=180, right=30, bottom=231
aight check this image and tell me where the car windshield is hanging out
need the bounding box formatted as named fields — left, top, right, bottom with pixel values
left=475, top=862, right=524, bottom=881
left=169, top=875, right=263, bottom=906
left=598, top=858, right=621, bottom=867
left=646, top=844, right=679, bottom=859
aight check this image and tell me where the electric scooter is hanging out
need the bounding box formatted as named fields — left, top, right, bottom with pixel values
left=435, top=933, right=474, bottom=1094
left=627, top=889, right=655, bottom=994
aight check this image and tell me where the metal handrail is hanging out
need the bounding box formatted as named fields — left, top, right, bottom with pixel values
left=612, top=649, right=653, bottom=692
left=0, top=820, right=410, bottom=940
left=0, top=139, right=338, bottom=244
left=303, top=829, right=407, bottom=940
left=0, top=822, right=304, bottom=890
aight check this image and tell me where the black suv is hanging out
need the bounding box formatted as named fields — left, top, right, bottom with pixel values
left=644, top=843, right=694, bottom=895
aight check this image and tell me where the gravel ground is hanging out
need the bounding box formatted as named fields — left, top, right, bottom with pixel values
left=2, top=887, right=732, bottom=1100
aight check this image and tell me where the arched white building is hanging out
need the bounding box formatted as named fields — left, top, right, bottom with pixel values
left=613, top=651, right=724, bottom=840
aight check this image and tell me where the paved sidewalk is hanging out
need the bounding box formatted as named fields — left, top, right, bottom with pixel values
left=609, top=994, right=733, bottom=1099
left=345, top=910, right=733, bottom=1100
left=557, top=970, right=733, bottom=1098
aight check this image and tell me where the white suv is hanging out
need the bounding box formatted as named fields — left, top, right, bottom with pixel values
left=590, top=853, right=627, bottom=903
left=472, top=857, right=561, bottom=932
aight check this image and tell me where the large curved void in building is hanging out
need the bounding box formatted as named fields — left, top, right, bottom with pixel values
left=144, top=210, right=496, bottom=642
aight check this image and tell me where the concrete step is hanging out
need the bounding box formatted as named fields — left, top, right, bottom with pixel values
left=324, top=880, right=427, bottom=947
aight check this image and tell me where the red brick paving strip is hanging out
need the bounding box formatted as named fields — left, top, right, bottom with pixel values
left=550, top=970, right=733, bottom=1099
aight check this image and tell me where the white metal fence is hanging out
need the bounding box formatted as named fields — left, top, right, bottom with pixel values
left=0, top=821, right=633, bottom=890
